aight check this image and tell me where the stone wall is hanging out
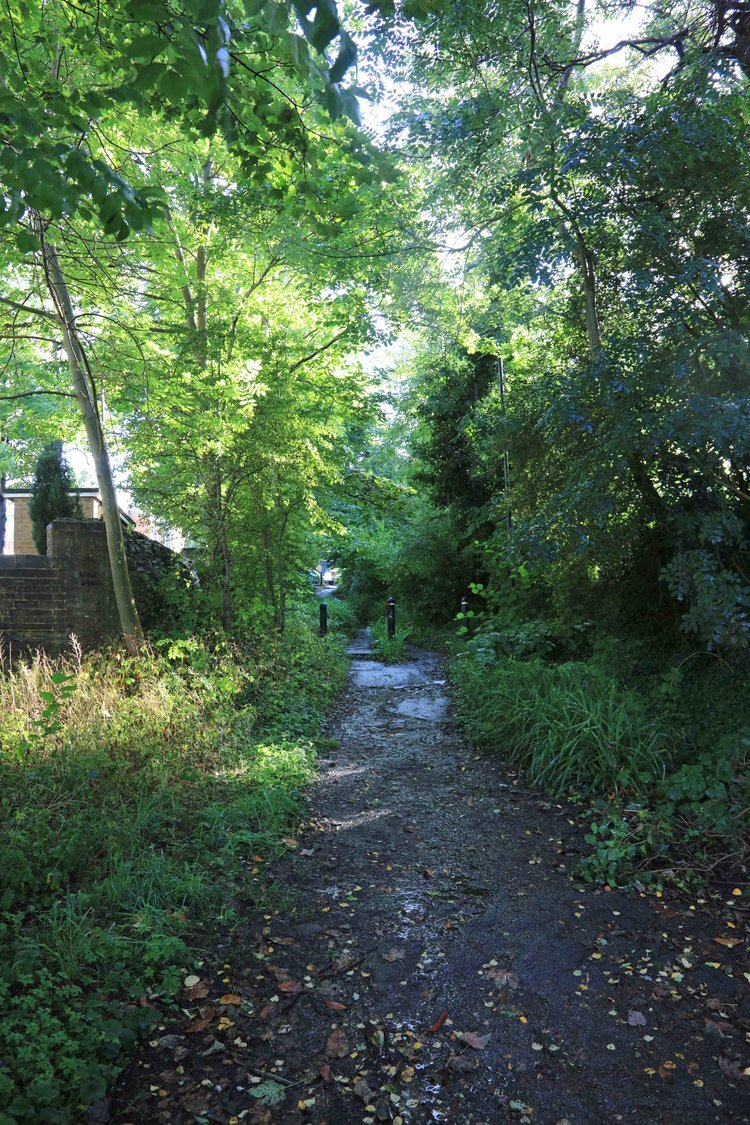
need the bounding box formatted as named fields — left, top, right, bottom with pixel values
left=0, top=519, right=120, bottom=658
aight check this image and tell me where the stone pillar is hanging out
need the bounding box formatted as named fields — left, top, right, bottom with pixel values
left=47, top=519, right=120, bottom=649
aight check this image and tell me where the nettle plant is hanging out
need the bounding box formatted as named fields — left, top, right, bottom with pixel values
left=25, top=671, right=77, bottom=748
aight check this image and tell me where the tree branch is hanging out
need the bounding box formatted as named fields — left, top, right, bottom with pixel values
left=0, top=296, right=58, bottom=322
left=288, top=323, right=355, bottom=374
left=0, top=389, right=75, bottom=400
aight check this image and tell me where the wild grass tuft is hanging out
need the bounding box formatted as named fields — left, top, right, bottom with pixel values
left=450, top=654, right=668, bottom=796
left=370, top=615, right=413, bottom=663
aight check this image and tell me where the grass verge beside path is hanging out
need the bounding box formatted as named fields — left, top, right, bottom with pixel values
left=0, top=614, right=348, bottom=1123
left=449, top=647, right=749, bottom=892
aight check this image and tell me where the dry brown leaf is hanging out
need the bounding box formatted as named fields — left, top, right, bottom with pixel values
left=458, top=1031, right=488, bottom=1050
left=353, top=1077, right=376, bottom=1102
left=326, top=1028, right=349, bottom=1058
left=319, top=1063, right=334, bottom=1085
left=324, top=998, right=347, bottom=1011
left=713, top=936, right=742, bottom=948
left=428, top=1011, right=449, bottom=1032
left=219, top=993, right=243, bottom=1006
left=268, top=964, right=292, bottom=981
left=719, top=1056, right=743, bottom=1080
left=185, top=1017, right=212, bottom=1035
left=279, top=980, right=304, bottom=995
left=187, top=981, right=210, bottom=1001
left=486, top=968, right=519, bottom=989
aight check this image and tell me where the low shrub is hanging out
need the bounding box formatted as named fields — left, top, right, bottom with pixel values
left=579, top=738, right=749, bottom=888
left=322, top=594, right=359, bottom=637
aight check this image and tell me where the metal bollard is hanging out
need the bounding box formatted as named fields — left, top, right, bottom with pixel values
left=460, top=595, right=469, bottom=618
left=387, top=596, right=396, bottom=639
left=319, top=602, right=328, bottom=636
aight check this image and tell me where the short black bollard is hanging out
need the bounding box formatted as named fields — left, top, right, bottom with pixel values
left=319, top=601, right=328, bottom=637
left=387, top=596, right=396, bottom=639
left=460, top=595, right=469, bottom=618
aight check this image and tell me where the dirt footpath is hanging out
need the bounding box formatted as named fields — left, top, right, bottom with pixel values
left=113, top=637, right=749, bottom=1124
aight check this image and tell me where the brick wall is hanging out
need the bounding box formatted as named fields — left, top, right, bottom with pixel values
left=10, top=496, right=99, bottom=555
left=0, top=519, right=121, bottom=658
left=12, top=499, right=36, bottom=555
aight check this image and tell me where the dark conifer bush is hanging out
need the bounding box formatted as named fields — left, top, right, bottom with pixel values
left=28, top=442, right=81, bottom=554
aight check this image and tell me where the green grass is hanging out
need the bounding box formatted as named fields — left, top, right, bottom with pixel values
left=370, top=615, right=413, bottom=663
left=0, top=615, right=348, bottom=1122
left=450, top=654, right=668, bottom=796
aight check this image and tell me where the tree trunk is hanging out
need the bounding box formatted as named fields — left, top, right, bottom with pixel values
left=175, top=178, right=236, bottom=633
left=202, top=456, right=234, bottom=631
left=215, top=479, right=234, bottom=633
left=557, top=0, right=587, bottom=100
left=576, top=235, right=602, bottom=354
left=39, top=226, right=144, bottom=653
left=0, top=473, right=5, bottom=554
left=261, top=524, right=277, bottom=615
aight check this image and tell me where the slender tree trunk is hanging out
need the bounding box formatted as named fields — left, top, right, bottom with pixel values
left=0, top=473, right=6, bottom=554
left=202, top=457, right=234, bottom=631
left=557, top=0, right=587, bottom=100
left=215, top=474, right=234, bottom=632
left=38, top=227, right=143, bottom=652
left=275, top=508, right=290, bottom=633
left=261, top=524, right=277, bottom=614
left=173, top=171, right=237, bottom=634
left=575, top=235, right=601, bottom=354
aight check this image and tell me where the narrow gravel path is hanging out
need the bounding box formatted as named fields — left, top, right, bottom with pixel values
left=113, top=636, right=749, bottom=1124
